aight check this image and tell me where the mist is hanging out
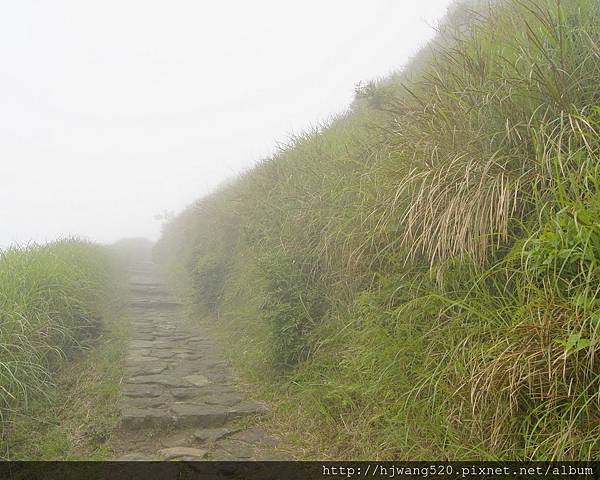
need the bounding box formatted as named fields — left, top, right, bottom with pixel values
left=0, top=0, right=453, bottom=247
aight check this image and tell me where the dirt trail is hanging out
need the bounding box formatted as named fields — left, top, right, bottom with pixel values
left=113, top=262, right=283, bottom=461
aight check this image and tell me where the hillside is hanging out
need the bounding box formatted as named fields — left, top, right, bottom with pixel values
left=155, top=0, right=600, bottom=459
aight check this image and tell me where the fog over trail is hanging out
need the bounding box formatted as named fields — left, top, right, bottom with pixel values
left=0, top=0, right=452, bottom=247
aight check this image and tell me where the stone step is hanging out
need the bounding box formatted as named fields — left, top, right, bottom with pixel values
left=119, top=401, right=268, bottom=431
left=170, top=404, right=227, bottom=428
left=170, top=400, right=268, bottom=428
left=120, top=408, right=173, bottom=429
left=118, top=264, right=270, bottom=440
left=118, top=396, right=268, bottom=432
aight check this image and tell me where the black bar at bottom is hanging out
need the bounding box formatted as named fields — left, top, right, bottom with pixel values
left=0, top=461, right=596, bottom=480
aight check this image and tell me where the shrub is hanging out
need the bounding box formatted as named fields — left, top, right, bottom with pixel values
left=258, top=251, right=327, bottom=369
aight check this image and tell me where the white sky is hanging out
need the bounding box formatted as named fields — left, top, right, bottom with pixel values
left=0, top=0, right=453, bottom=247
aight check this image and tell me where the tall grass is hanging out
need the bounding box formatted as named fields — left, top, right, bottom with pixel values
left=156, top=0, right=600, bottom=459
left=0, top=239, right=114, bottom=429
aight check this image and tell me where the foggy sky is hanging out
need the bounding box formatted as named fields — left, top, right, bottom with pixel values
left=0, top=0, right=453, bottom=247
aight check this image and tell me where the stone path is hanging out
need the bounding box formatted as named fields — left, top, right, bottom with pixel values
left=115, top=262, right=283, bottom=461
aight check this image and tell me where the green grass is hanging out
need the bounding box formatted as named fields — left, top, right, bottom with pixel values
left=0, top=239, right=120, bottom=454
left=155, top=0, right=600, bottom=460
left=1, top=305, right=128, bottom=460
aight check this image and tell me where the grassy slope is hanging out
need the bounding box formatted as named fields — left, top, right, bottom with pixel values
left=156, top=0, right=600, bottom=459
left=2, top=306, right=128, bottom=460
left=0, top=239, right=125, bottom=459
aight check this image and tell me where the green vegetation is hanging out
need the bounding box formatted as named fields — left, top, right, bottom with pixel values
left=0, top=239, right=122, bottom=459
left=155, top=0, right=600, bottom=460
left=2, top=307, right=128, bottom=460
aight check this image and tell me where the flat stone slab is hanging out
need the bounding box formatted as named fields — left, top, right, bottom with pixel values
left=135, top=335, right=156, bottom=341
left=128, top=363, right=168, bottom=376
left=126, top=354, right=154, bottom=363
left=171, top=403, right=228, bottom=427
left=229, top=427, right=278, bottom=447
left=183, top=374, right=210, bottom=387
left=129, top=340, right=156, bottom=349
left=174, top=353, right=203, bottom=360
left=217, top=439, right=254, bottom=458
left=160, top=432, right=194, bottom=448
left=171, top=388, right=202, bottom=400
left=159, top=447, right=207, bottom=460
left=150, top=350, right=177, bottom=359
left=150, top=343, right=179, bottom=350
left=128, top=374, right=190, bottom=387
left=201, top=392, right=242, bottom=407
left=123, top=396, right=169, bottom=409
left=120, top=408, right=173, bottom=429
left=123, top=384, right=164, bottom=398
left=192, top=427, right=233, bottom=443
left=171, top=348, right=194, bottom=354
